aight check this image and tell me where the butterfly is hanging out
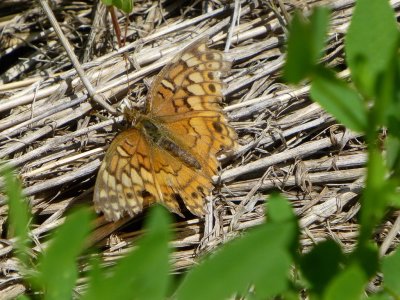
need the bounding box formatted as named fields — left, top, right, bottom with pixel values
left=93, top=38, right=237, bottom=221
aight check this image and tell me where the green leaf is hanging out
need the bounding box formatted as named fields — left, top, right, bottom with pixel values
left=1, top=164, right=31, bottom=266
left=284, top=7, right=330, bottom=83
left=387, top=191, right=400, bottom=209
left=345, top=0, right=398, bottom=98
left=300, top=240, right=344, bottom=296
left=268, top=193, right=296, bottom=224
left=253, top=248, right=292, bottom=298
left=385, top=135, right=400, bottom=201
left=366, top=293, right=392, bottom=300
left=360, top=150, right=395, bottom=242
left=83, top=205, right=171, bottom=300
left=309, top=7, right=330, bottom=64
left=101, top=0, right=134, bottom=13
left=382, top=247, right=400, bottom=295
left=374, top=54, right=399, bottom=127
left=310, top=67, right=367, bottom=132
left=34, top=208, right=93, bottom=300
left=382, top=52, right=400, bottom=134
left=386, top=136, right=400, bottom=176
left=387, top=113, right=400, bottom=141
left=279, top=290, right=301, bottom=300
left=83, top=256, right=103, bottom=299
left=323, top=264, right=366, bottom=300
left=351, top=242, right=379, bottom=279
left=176, top=196, right=297, bottom=300
left=284, top=12, right=312, bottom=83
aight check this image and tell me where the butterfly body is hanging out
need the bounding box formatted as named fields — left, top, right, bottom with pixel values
left=94, top=39, right=237, bottom=221
left=137, top=115, right=203, bottom=171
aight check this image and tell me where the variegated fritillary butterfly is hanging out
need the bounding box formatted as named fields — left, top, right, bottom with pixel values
left=93, top=39, right=237, bottom=221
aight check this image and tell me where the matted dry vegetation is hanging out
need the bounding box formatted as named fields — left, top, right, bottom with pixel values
left=0, top=0, right=400, bottom=297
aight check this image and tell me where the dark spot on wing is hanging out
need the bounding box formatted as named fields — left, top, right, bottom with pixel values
left=208, top=83, right=216, bottom=93
left=141, top=190, right=151, bottom=198
left=206, top=53, right=214, bottom=60
left=197, top=186, right=205, bottom=194
left=212, top=121, right=223, bottom=133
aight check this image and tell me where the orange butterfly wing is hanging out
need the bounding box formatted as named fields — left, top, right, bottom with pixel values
left=94, top=129, right=152, bottom=221
left=148, top=40, right=237, bottom=175
left=94, top=39, right=237, bottom=221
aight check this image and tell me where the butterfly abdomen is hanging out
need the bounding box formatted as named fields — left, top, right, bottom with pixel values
left=141, top=118, right=202, bottom=171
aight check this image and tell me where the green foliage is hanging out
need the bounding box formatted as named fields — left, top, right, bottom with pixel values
left=101, top=0, right=133, bottom=13
left=3, top=171, right=299, bottom=299
left=323, top=264, right=367, bottom=300
left=310, top=67, right=367, bottom=132
left=345, top=0, right=398, bottom=99
left=385, top=136, right=400, bottom=185
left=82, top=205, right=171, bottom=300
left=284, top=1, right=400, bottom=298
left=359, top=150, right=396, bottom=242
left=32, top=208, right=92, bottom=300
left=285, top=7, right=368, bottom=133
left=1, top=165, right=31, bottom=267
left=382, top=247, right=400, bottom=295
left=176, top=194, right=297, bottom=300
left=300, top=240, right=344, bottom=296
left=345, top=0, right=399, bottom=133
left=284, top=7, right=330, bottom=83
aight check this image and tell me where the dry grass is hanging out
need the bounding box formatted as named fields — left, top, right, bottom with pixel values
left=0, top=0, right=399, bottom=297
